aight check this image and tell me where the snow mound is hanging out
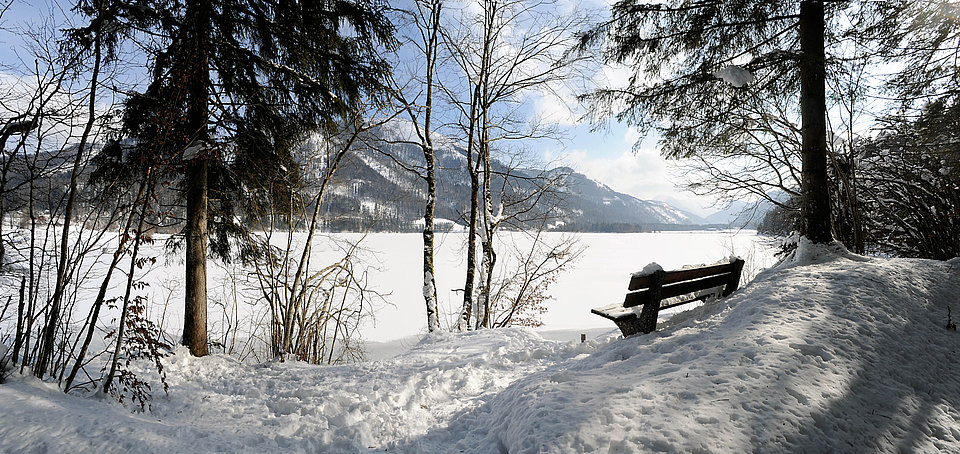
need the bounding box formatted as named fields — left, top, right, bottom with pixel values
left=631, top=262, right=663, bottom=277
left=429, top=252, right=960, bottom=453
left=788, top=237, right=869, bottom=266
left=0, top=328, right=593, bottom=453
left=2, top=252, right=960, bottom=453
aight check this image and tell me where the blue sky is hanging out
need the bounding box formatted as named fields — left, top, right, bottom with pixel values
left=0, top=0, right=716, bottom=217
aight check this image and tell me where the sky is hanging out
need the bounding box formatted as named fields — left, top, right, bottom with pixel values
left=416, top=0, right=722, bottom=216
left=0, top=0, right=719, bottom=217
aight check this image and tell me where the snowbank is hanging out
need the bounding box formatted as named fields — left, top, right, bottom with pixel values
left=437, top=243, right=960, bottom=453
left=2, top=245, right=959, bottom=453
left=713, top=65, right=754, bottom=88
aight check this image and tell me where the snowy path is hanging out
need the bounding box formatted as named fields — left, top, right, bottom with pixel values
left=2, top=242, right=959, bottom=453
left=0, top=329, right=593, bottom=453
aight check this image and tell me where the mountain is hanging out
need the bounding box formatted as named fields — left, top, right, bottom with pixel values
left=4, top=128, right=742, bottom=233
left=545, top=168, right=705, bottom=230
left=313, top=125, right=705, bottom=232
left=702, top=200, right=770, bottom=229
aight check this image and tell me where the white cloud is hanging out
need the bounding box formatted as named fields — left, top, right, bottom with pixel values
left=562, top=147, right=671, bottom=198
left=600, top=62, right=633, bottom=89
left=530, top=83, right=581, bottom=126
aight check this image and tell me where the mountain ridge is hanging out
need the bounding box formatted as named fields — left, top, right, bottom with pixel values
left=313, top=126, right=729, bottom=232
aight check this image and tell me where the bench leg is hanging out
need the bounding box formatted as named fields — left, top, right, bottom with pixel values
left=613, top=269, right=663, bottom=337
left=626, top=269, right=665, bottom=336
left=613, top=308, right=658, bottom=337
left=636, top=301, right=659, bottom=334
left=613, top=314, right=645, bottom=337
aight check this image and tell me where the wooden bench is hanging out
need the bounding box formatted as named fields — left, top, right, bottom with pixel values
left=591, top=259, right=745, bottom=337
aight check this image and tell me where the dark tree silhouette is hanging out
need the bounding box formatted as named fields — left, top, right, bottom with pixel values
left=119, top=0, right=394, bottom=356
left=580, top=0, right=837, bottom=243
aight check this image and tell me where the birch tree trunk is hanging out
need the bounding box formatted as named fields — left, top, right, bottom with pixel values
left=421, top=0, right=442, bottom=333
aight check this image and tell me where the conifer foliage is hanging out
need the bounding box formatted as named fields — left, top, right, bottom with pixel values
left=857, top=99, right=960, bottom=260
left=118, top=0, right=394, bottom=356
left=579, top=0, right=838, bottom=244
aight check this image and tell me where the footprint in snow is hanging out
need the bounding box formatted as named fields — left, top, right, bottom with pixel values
left=788, top=343, right=834, bottom=361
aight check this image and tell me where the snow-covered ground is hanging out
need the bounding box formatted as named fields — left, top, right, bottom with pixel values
left=2, top=240, right=958, bottom=453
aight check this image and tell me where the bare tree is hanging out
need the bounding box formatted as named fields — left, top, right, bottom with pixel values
left=391, top=0, right=444, bottom=333
left=441, top=0, right=587, bottom=329
left=0, top=4, right=169, bottom=396
left=488, top=222, right=582, bottom=328
left=1, top=21, right=95, bottom=378
left=36, top=0, right=115, bottom=378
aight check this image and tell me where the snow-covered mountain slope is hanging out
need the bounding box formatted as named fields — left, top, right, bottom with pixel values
left=548, top=168, right=703, bottom=228
left=315, top=130, right=701, bottom=231
left=2, top=243, right=958, bottom=453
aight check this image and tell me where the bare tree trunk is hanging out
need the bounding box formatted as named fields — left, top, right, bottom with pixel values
left=3, top=120, right=34, bottom=365
left=475, top=0, right=497, bottom=329
left=12, top=278, right=25, bottom=363
left=458, top=82, right=482, bottom=332
left=65, top=177, right=148, bottom=391
left=182, top=0, right=211, bottom=356
left=281, top=168, right=331, bottom=354
left=478, top=150, right=496, bottom=329
left=842, top=92, right=864, bottom=254
left=458, top=0, right=497, bottom=331
left=848, top=161, right=863, bottom=253
left=21, top=148, right=38, bottom=374
left=421, top=0, right=442, bottom=333
left=798, top=0, right=832, bottom=244
left=280, top=120, right=360, bottom=355
left=422, top=176, right=440, bottom=331
left=459, top=149, right=479, bottom=331
left=36, top=15, right=105, bottom=378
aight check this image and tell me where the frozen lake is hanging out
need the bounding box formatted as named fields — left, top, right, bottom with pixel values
left=192, top=230, right=771, bottom=345
left=133, top=230, right=781, bottom=344
left=3, top=229, right=780, bottom=354
left=348, top=230, right=780, bottom=341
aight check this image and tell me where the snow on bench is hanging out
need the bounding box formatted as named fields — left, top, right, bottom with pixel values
left=591, top=258, right=745, bottom=337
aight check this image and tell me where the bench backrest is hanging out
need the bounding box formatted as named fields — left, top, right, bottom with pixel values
left=623, top=259, right=745, bottom=309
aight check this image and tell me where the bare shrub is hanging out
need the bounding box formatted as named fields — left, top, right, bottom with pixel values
left=488, top=232, right=582, bottom=328
left=252, top=235, right=385, bottom=364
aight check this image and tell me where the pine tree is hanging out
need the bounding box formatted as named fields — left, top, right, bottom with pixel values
left=861, top=0, right=960, bottom=104
left=121, top=0, right=394, bottom=356
left=580, top=0, right=837, bottom=243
